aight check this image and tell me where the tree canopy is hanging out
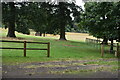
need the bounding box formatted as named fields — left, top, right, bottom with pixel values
left=80, top=2, right=120, bottom=43
left=2, top=1, right=82, bottom=40
left=79, top=2, right=120, bottom=51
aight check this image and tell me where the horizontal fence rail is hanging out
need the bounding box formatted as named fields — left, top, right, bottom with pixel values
left=0, top=47, right=48, bottom=50
left=85, top=38, right=102, bottom=49
left=0, top=40, right=50, bottom=57
left=0, top=40, right=49, bottom=44
left=86, top=38, right=102, bottom=44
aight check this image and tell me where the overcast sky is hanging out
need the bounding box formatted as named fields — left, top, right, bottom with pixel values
left=1, top=0, right=85, bottom=9
left=76, top=0, right=85, bottom=9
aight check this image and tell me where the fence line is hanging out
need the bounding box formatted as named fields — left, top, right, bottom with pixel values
left=86, top=38, right=120, bottom=57
left=0, top=40, right=50, bottom=57
left=86, top=38, right=102, bottom=44
left=101, top=43, right=119, bottom=57
left=85, top=38, right=102, bottom=49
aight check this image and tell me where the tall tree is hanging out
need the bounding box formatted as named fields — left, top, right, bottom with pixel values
left=27, top=1, right=82, bottom=40
left=2, top=2, right=30, bottom=37
left=80, top=2, right=120, bottom=51
left=2, top=1, right=82, bottom=40
left=53, top=2, right=82, bottom=40
left=2, top=2, right=16, bottom=37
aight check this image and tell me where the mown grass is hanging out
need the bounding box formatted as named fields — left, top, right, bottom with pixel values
left=85, top=60, right=118, bottom=65
left=48, top=66, right=119, bottom=74
left=1, top=28, right=117, bottom=65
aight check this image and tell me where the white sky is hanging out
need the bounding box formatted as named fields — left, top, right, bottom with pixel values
left=1, top=0, right=85, bottom=9
left=76, top=0, right=85, bottom=9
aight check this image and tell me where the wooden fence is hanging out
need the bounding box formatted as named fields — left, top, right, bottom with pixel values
left=86, top=38, right=102, bottom=44
left=0, top=40, right=50, bottom=57
left=101, top=43, right=120, bottom=57
left=86, top=38, right=102, bottom=49
left=86, top=38, right=120, bottom=57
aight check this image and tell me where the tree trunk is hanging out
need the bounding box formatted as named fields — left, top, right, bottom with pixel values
left=40, top=32, right=42, bottom=36
left=102, top=36, right=108, bottom=45
left=7, top=2, right=16, bottom=37
left=59, top=25, right=66, bottom=40
left=101, top=17, right=108, bottom=44
left=43, top=32, right=45, bottom=37
left=118, top=27, right=120, bottom=42
left=59, top=2, right=67, bottom=40
left=118, top=37, right=120, bottom=42
left=7, top=22, right=16, bottom=37
left=110, top=38, right=114, bottom=54
left=110, top=38, right=114, bottom=51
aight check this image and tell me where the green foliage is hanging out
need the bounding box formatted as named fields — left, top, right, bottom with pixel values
left=80, top=2, right=120, bottom=42
left=24, top=1, right=82, bottom=39
left=2, top=2, right=31, bottom=35
left=50, top=2, right=82, bottom=40
left=27, top=2, right=50, bottom=34
left=66, top=23, right=88, bottom=33
left=2, top=1, right=82, bottom=39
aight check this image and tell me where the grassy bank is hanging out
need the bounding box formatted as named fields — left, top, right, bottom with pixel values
left=0, top=28, right=117, bottom=65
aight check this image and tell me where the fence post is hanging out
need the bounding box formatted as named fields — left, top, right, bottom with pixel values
left=24, top=41, right=26, bottom=57
left=47, top=42, right=50, bottom=57
left=101, top=44, right=104, bottom=57
left=117, top=43, right=119, bottom=57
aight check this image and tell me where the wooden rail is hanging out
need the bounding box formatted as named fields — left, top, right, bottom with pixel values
left=0, top=40, right=50, bottom=57
left=86, top=38, right=102, bottom=44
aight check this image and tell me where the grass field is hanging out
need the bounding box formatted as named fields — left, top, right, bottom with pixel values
left=0, top=28, right=97, bottom=42
left=0, top=28, right=117, bottom=65
left=1, top=28, right=119, bottom=78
